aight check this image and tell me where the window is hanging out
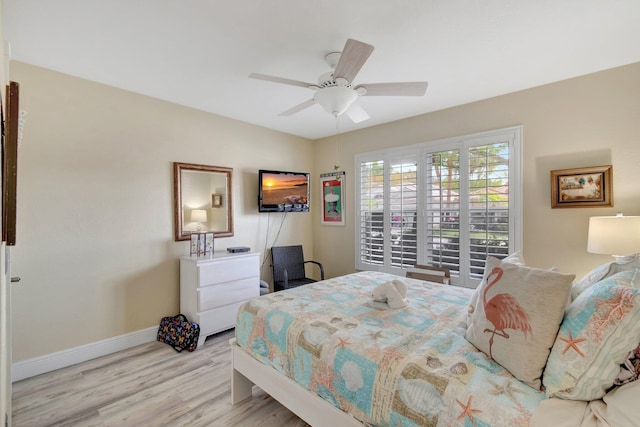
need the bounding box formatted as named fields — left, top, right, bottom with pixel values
left=356, top=127, right=522, bottom=288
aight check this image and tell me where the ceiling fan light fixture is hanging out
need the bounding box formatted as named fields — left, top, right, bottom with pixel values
left=250, top=39, right=428, bottom=123
left=313, top=86, right=358, bottom=116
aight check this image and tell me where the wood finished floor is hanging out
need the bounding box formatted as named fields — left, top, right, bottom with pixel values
left=12, top=329, right=310, bottom=427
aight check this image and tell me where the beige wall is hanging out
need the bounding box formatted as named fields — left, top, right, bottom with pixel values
left=10, top=61, right=315, bottom=361
left=10, top=60, right=640, bottom=362
left=312, top=62, right=640, bottom=281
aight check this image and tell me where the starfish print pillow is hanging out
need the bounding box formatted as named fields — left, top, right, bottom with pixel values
left=543, top=269, right=640, bottom=400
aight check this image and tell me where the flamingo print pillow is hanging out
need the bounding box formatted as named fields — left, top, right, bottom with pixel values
left=466, top=251, right=526, bottom=328
left=543, top=269, right=640, bottom=400
left=465, top=256, right=575, bottom=390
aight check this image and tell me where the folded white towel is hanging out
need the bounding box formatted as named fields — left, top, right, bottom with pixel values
left=371, top=279, right=408, bottom=308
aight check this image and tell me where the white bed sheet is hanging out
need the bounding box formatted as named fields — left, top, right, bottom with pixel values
left=530, top=381, right=640, bottom=427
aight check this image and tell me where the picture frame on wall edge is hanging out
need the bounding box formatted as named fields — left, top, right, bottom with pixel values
left=320, top=171, right=345, bottom=226
left=550, top=165, right=613, bottom=208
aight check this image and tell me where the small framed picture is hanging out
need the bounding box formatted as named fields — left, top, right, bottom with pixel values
left=190, top=233, right=200, bottom=256
left=205, top=232, right=214, bottom=253
left=190, top=232, right=211, bottom=256
left=199, top=234, right=205, bottom=254
left=320, top=171, right=345, bottom=226
left=550, top=165, right=613, bottom=208
left=211, top=193, right=222, bottom=208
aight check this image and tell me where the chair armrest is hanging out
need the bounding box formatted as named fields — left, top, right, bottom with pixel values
left=304, top=260, right=325, bottom=280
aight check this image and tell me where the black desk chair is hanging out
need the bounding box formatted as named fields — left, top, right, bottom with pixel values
left=271, top=245, right=324, bottom=292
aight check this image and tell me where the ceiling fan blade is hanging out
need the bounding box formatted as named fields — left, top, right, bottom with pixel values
left=249, top=73, right=319, bottom=89
left=332, top=39, right=374, bottom=83
left=356, top=81, right=428, bottom=96
left=278, top=99, right=316, bottom=116
left=345, top=103, right=370, bottom=123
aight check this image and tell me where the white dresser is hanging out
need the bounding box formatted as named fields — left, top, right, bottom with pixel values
left=180, top=251, right=260, bottom=347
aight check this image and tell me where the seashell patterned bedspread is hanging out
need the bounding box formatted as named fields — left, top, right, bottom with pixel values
left=235, top=271, right=546, bottom=426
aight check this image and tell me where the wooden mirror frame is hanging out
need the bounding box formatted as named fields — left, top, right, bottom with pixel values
left=2, top=82, right=19, bottom=245
left=173, top=162, right=234, bottom=241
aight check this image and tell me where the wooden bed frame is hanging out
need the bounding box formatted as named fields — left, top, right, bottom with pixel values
left=230, top=338, right=363, bottom=426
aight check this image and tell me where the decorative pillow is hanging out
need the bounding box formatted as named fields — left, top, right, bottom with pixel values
left=465, top=256, right=574, bottom=389
left=502, top=250, right=526, bottom=266
left=466, top=251, right=525, bottom=326
left=543, top=270, right=640, bottom=400
left=571, top=254, right=640, bottom=301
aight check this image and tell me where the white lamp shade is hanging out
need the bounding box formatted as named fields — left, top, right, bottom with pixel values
left=190, top=209, right=208, bottom=223
left=587, top=214, right=640, bottom=256
left=313, top=86, right=358, bottom=116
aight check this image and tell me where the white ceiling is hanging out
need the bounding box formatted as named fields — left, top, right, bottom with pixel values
left=4, top=0, right=640, bottom=140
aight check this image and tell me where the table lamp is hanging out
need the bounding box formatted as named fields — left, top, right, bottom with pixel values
left=587, top=213, right=640, bottom=262
left=190, top=209, right=208, bottom=232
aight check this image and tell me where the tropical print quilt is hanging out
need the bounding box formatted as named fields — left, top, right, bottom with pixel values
left=235, top=271, right=546, bottom=426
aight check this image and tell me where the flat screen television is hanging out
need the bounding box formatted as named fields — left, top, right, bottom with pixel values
left=258, top=169, right=310, bottom=212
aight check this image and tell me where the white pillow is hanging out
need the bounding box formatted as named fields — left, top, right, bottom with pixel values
left=599, top=381, right=640, bottom=426
left=571, top=254, right=640, bottom=301
left=502, top=250, right=526, bottom=265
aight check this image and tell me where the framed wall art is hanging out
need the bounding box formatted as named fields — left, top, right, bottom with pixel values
left=211, top=193, right=222, bottom=208
left=205, top=232, right=214, bottom=253
left=190, top=232, right=214, bottom=256
left=320, top=171, right=345, bottom=226
left=550, top=165, right=613, bottom=208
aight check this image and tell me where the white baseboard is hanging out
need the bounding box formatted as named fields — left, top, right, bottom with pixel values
left=12, top=326, right=158, bottom=382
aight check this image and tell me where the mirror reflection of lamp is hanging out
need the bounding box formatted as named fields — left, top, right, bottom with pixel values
left=190, top=209, right=208, bottom=232
left=588, top=212, right=640, bottom=262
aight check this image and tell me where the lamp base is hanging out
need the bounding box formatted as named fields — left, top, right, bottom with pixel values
left=612, top=254, right=639, bottom=264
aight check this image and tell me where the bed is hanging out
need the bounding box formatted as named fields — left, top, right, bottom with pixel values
left=230, top=259, right=640, bottom=426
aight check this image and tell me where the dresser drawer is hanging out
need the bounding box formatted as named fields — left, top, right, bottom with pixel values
left=197, top=300, right=248, bottom=335
left=181, top=252, right=260, bottom=348
left=198, top=277, right=259, bottom=311
left=198, top=255, right=259, bottom=286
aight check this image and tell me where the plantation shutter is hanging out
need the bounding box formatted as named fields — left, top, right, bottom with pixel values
left=389, top=156, right=418, bottom=268
left=467, top=142, right=510, bottom=279
left=355, top=126, right=521, bottom=287
left=358, top=160, right=385, bottom=266
left=425, top=149, right=461, bottom=275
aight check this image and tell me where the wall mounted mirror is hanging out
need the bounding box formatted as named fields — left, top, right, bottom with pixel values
left=173, top=162, right=233, bottom=241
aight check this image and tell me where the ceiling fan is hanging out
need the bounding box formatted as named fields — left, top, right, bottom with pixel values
left=249, top=39, right=428, bottom=123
